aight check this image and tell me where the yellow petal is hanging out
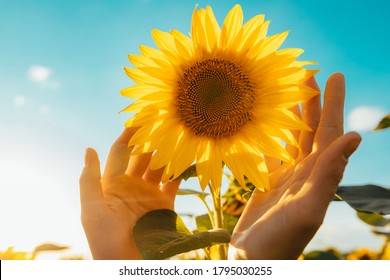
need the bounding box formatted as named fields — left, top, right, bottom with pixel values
left=219, top=139, right=246, bottom=188
left=191, top=7, right=208, bottom=53
left=221, top=138, right=269, bottom=191
left=251, top=48, right=305, bottom=77
left=131, top=141, right=157, bottom=154
left=138, top=91, right=174, bottom=102
left=220, top=4, right=243, bottom=49
left=289, top=60, right=318, bottom=68
left=210, top=150, right=223, bottom=192
left=129, top=54, right=176, bottom=74
left=151, top=29, right=181, bottom=65
left=119, top=98, right=169, bottom=113
left=171, top=30, right=194, bottom=62
left=139, top=66, right=177, bottom=83
left=120, top=84, right=162, bottom=99
left=277, top=68, right=320, bottom=85
left=128, top=54, right=158, bottom=68
left=196, top=140, right=223, bottom=191
left=124, top=67, right=165, bottom=86
left=129, top=132, right=152, bottom=150
left=204, top=6, right=221, bottom=52
left=196, top=140, right=213, bottom=190
left=124, top=109, right=168, bottom=127
left=236, top=140, right=270, bottom=191
left=139, top=45, right=166, bottom=59
left=167, top=133, right=199, bottom=179
left=128, top=119, right=164, bottom=146
left=234, top=14, right=265, bottom=52
left=258, top=85, right=319, bottom=108
left=150, top=123, right=184, bottom=171
left=259, top=124, right=299, bottom=148
left=259, top=108, right=311, bottom=131
left=241, top=125, right=293, bottom=163
left=249, top=30, right=289, bottom=60
left=132, top=120, right=180, bottom=155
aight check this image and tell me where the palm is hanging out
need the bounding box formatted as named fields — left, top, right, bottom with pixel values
left=103, top=175, right=174, bottom=224
left=230, top=73, right=361, bottom=259
left=231, top=154, right=323, bottom=259
left=80, top=128, right=180, bottom=259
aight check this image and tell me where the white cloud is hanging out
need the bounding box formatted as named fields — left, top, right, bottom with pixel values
left=347, top=106, right=387, bottom=132
left=13, top=95, right=26, bottom=107
left=28, top=65, right=52, bottom=82
left=27, top=65, right=60, bottom=90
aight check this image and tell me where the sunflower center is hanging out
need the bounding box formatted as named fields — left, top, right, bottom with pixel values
left=177, top=59, right=255, bottom=138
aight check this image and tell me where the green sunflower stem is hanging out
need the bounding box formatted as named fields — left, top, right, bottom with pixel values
left=210, top=184, right=228, bottom=260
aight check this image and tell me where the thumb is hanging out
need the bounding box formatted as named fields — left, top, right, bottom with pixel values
left=79, top=148, right=105, bottom=216
left=303, top=132, right=362, bottom=206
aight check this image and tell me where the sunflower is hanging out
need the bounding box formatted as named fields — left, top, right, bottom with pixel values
left=0, top=247, right=34, bottom=260
left=121, top=4, right=318, bottom=192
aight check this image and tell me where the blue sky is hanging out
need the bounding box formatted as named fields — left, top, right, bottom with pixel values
left=0, top=0, right=389, bottom=258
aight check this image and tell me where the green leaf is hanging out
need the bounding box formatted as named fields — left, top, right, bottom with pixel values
left=177, top=188, right=209, bottom=200
left=303, top=250, right=343, bottom=260
left=33, top=243, right=68, bottom=253
left=195, top=214, right=213, bottom=232
left=374, top=113, right=390, bottom=131
left=334, top=185, right=390, bottom=215
left=175, top=164, right=197, bottom=181
left=133, top=209, right=230, bottom=260
left=195, top=213, right=239, bottom=234
left=372, top=230, right=390, bottom=238
left=356, top=211, right=390, bottom=227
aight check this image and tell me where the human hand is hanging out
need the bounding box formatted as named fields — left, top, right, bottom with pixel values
left=79, top=128, right=180, bottom=259
left=229, top=73, right=362, bottom=259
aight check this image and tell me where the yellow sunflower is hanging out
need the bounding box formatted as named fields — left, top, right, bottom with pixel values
left=121, top=4, right=318, bottom=191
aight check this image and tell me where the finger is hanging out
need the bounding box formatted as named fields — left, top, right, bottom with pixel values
left=301, top=132, right=362, bottom=212
left=79, top=148, right=105, bottom=216
left=313, top=73, right=345, bottom=152
left=103, top=127, right=139, bottom=177
left=286, top=105, right=301, bottom=159
left=299, top=76, right=321, bottom=157
left=143, top=166, right=165, bottom=185
left=160, top=179, right=181, bottom=203
left=126, top=152, right=152, bottom=177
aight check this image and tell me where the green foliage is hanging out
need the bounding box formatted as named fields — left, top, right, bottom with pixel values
left=222, top=177, right=255, bottom=216
left=372, top=230, right=390, bottom=238
left=357, top=211, right=390, bottom=227
left=177, top=188, right=209, bottom=200
left=176, top=164, right=197, bottom=181
left=33, top=243, right=68, bottom=255
left=374, top=114, right=390, bottom=131
left=335, top=185, right=390, bottom=215
left=303, top=250, right=343, bottom=260
left=133, top=209, right=230, bottom=260
left=196, top=213, right=239, bottom=234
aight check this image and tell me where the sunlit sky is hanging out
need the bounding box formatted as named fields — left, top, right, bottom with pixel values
left=1, top=0, right=389, bottom=259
